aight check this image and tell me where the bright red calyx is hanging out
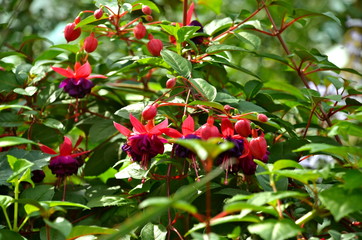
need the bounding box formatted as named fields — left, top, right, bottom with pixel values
left=257, top=113, right=268, bottom=122
left=64, top=22, right=81, bottom=42
left=235, top=119, right=251, bottom=137
left=142, top=5, right=152, bottom=15
left=142, top=105, right=158, bottom=120
left=84, top=33, right=98, bottom=53
left=147, top=38, right=163, bottom=56
left=94, top=8, right=103, bottom=19
left=166, top=78, right=176, bottom=88
left=133, top=22, right=147, bottom=39
left=249, top=136, right=267, bottom=160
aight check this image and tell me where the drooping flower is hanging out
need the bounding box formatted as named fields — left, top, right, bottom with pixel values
left=216, top=118, right=247, bottom=183
left=142, top=5, right=152, bottom=15
left=187, top=20, right=205, bottom=44
left=114, top=114, right=168, bottom=169
left=142, top=105, right=157, bottom=120
left=84, top=33, right=98, bottom=53
left=40, top=136, right=88, bottom=177
left=133, top=22, right=147, bottom=39
left=52, top=62, right=107, bottom=98
left=161, top=115, right=201, bottom=178
left=235, top=119, right=251, bottom=137
left=64, top=22, right=81, bottom=42
left=147, top=36, right=163, bottom=56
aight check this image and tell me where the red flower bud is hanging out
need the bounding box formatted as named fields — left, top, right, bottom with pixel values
left=257, top=113, right=268, bottom=122
left=224, top=105, right=231, bottom=112
left=64, top=22, right=81, bottom=42
left=142, top=5, right=152, bottom=15
left=145, top=15, right=153, bottom=22
left=94, top=8, right=103, bottom=19
left=84, top=33, right=98, bottom=53
left=74, top=16, right=81, bottom=24
left=147, top=38, right=163, bottom=56
left=166, top=78, right=176, bottom=88
left=199, top=117, right=220, bottom=140
left=133, top=22, right=147, bottom=39
left=249, top=136, right=267, bottom=160
left=235, top=119, right=251, bottom=137
left=142, top=105, right=157, bottom=120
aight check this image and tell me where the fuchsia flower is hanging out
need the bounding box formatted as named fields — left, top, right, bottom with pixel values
left=52, top=62, right=107, bottom=98
left=216, top=118, right=247, bottom=183
left=40, top=137, right=88, bottom=177
left=114, top=114, right=168, bottom=169
left=162, top=116, right=201, bottom=177
left=197, top=116, right=220, bottom=140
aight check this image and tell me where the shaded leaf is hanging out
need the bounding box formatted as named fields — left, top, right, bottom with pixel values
left=248, top=219, right=302, bottom=240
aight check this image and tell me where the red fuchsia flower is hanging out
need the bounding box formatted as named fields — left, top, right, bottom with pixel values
left=197, top=116, right=220, bottom=140
left=52, top=61, right=107, bottom=98
left=84, top=33, right=98, bottom=53
left=133, top=22, right=147, bottom=39
left=113, top=114, right=168, bottom=169
left=147, top=34, right=163, bottom=56
left=161, top=115, right=201, bottom=178
left=64, top=22, right=81, bottom=42
left=40, top=137, right=88, bottom=177
left=216, top=118, right=247, bottom=184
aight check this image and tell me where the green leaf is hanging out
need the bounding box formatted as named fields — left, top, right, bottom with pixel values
left=20, top=185, right=55, bottom=201
left=177, top=26, right=201, bottom=43
left=43, top=118, right=65, bottom=132
left=174, top=138, right=234, bottom=161
left=42, top=200, right=90, bottom=209
left=140, top=223, right=167, bottom=240
left=84, top=142, right=119, bottom=176
left=87, top=196, right=134, bottom=208
left=0, top=229, right=26, bottom=240
left=188, top=100, right=224, bottom=111
left=188, top=78, right=217, bottom=101
left=132, top=0, right=160, bottom=13
left=44, top=217, right=72, bottom=238
left=273, top=169, right=321, bottom=185
left=0, top=104, right=32, bottom=111
left=206, top=44, right=249, bottom=54
left=256, top=165, right=288, bottom=191
left=7, top=155, right=34, bottom=182
left=161, top=50, right=192, bottom=78
left=224, top=202, right=278, bottom=216
left=244, top=80, right=263, bottom=100
left=273, top=160, right=303, bottom=171
left=0, top=195, right=13, bottom=209
left=248, top=219, right=302, bottom=240
left=51, top=44, right=79, bottom=54
left=67, top=225, right=117, bottom=239
left=294, top=143, right=362, bottom=158
left=13, top=86, right=37, bottom=96
left=319, top=187, right=362, bottom=221
left=204, top=18, right=233, bottom=36
left=238, top=100, right=267, bottom=113
left=198, top=0, right=222, bottom=14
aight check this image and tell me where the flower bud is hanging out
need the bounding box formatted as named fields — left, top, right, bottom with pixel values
left=257, top=113, right=268, bottom=122
left=64, top=22, right=81, bottom=42
left=235, top=119, right=251, bottom=137
left=166, top=78, right=176, bottom=88
left=94, top=8, right=103, bottom=19
left=249, top=136, right=267, bottom=160
left=133, top=22, right=147, bottom=39
left=74, top=16, right=81, bottom=24
left=145, top=15, right=153, bottom=22
left=142, top=105, right=157, bottom=120
left=147, top=38, right=163, bottom=56
left=224, top=105, right=231, bottom=112
left=199, top=117, right=220, bottom=140
left=84, top=33, right=98, bottom=53
left=142, top=5, right=152, bottom=15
